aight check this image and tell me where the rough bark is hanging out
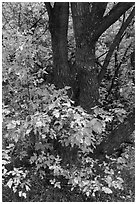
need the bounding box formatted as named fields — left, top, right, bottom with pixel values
left=71, top=3, right=104, bottom=111
left=45, top=2, right=70, bottom=88
left=93, top=110, right=135, bottom=159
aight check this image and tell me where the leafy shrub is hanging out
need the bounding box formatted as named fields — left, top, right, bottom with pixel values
left=2, top=84, right=127, bottom=200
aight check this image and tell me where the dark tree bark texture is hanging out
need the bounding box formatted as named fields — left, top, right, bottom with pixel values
left=45, top=2, right=70, bottom=88
left=71, top=3, right=103, bottom=111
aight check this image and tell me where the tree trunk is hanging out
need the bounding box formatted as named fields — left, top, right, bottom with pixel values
left=45, top=2, right=135, bottom=160
left=45, top=3, right=70, bottom=88
left=71, top=3, right=100, bottom=111
left=71, top=3, right=134, bottom=111
left=93, top=110, right=135, bottom=159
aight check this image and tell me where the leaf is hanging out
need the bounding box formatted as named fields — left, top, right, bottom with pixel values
left=117, top=177, right=124, bottom=182
left=6, top=143, right=15, bottom=149
left=65, top=86, right=71, bottom=90
left=22, top=192, right=27, bottom=198
left=86, top=191, right=90, bottom=197
left=105, top=175, right=112, bottom=187
left=83, top=127, right=93, bottom=135
left=74, top=113, right=81, bottom=121
left=74, top=132, right=83, bottom=144
left=112, top=180, right=123, bottom=190
left=7, top=122, right=16, bottom=129
left=93, top=107, right=100, bottom=115
left=3, top=108, right=11, bottom=115
left=35, top=143, right=45, bottom=151
left=2, top=167, right=7, bottom=175
left=30, top=154, right=37, bottom=163
left=102, top=186, right=112, bottom=194
left=50, top=178, right=56, bottom=184
left=25, top=185, right=30, bottom=191
left=88, top=119, right=103, bottom=134
left=84, top=136, right=91, bottom=146
left=54, top=182, right=61, bottom=189
left=73, top=177, right=79, bottom=184
left=26, top=128, right=32, bottom=135
left=117, top=157, right=126, bottom=164
left=36, top=120, right=43, bottom=127
left=53, top=109, right=60, bottom=118
left=48, top=103, right=56, bottom=110
left=105, top=115, right=113, bottom=122
left=62, top=101, right=71, bottom=107
left=6, top=179, right=13, bottom=188
left=19, top=191, right=22, bottom=197
left=105, top=168, right=114, bottom=175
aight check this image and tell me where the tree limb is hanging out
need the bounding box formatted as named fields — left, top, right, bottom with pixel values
left=97, top=50, right=108, bottom=60
left=92, top=2, right=134, bottom=42
left=91, top=2, right=108, bottom=22
left=106, top=50, right=119, bottom=97
left=98, top=7, right=135, bottom=84
left=106, top=42, right=132, bottom=97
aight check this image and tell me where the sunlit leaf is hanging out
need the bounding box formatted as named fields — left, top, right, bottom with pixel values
left=6, top=179, right=13, bottom=188
left=102, top=186, right=112, bottom=194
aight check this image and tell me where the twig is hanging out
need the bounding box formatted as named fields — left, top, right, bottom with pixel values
left=106, top=42, right=132, bottom=98
left=96, top=50, right=108, bottom=60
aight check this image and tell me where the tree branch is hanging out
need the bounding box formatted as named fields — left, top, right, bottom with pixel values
left=92, top=2, right=134, bottom=42
left=97, top=50, right=108, bottom=60
left=98, top=7, right=135, bottom=84
left=44, top=2, right=53, bottom=19
left=91, top=2, right=108, bottom=22
left=106, top=42, right=132, bottom=97
left=29, top=9, right=47, bottom=30
left=107, top=50, right=119, bottom=97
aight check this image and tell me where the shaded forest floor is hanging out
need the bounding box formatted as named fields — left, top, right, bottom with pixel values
left=3, top=145, right=135, bottom=202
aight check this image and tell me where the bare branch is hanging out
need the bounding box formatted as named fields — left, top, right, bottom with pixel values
left=29, top=9, right=47, bottom=30
left=97, top=50, right=108, bottom=60
left=106, top=43, right=132, bottom=97
left=98, top=7, right=135, bottom=84
left=34, top=24, right=49, bottom=41
left=92, top=2, right=134, bottom=41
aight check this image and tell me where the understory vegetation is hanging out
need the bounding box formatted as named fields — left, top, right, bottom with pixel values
left=2, top=2, right=135, bottom=202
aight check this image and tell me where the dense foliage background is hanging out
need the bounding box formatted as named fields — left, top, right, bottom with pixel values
left=2, top=2, right=135, bottom=202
